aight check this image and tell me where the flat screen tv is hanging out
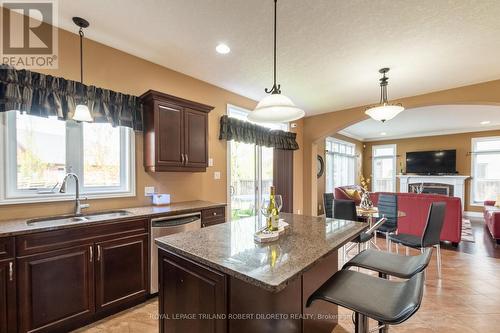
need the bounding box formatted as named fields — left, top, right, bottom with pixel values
left=406, top=150, right=457, bottom=175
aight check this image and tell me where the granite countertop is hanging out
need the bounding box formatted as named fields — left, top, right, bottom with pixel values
left=0, top=200, right=225, bottom=237
left=155, top=213, right=367, bottom=293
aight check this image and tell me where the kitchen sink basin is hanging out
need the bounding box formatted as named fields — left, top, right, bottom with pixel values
left=26, top=210, right=133, bottom=226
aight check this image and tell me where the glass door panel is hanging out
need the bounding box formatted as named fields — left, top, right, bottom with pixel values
left=229, top=141, right=256, bottom=220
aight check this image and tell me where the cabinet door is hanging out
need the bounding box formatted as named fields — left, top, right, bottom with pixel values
left=95, top=234, right=148, bottom=312
left=17, top=245, right=95, bottom=333
left=157, top=103, right=184, bottom=167
left=0, top=259, right=16, bottom=333
left=184, top=108, right=208, bottom=168
left=159, top=250, right=227, bottom=333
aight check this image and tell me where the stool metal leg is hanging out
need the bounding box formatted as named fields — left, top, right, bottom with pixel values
left=354, top=312, right=369, bottom=333
left=385, top=233, right=390, bottom=252
left=405, top=246, right=409, bottom=256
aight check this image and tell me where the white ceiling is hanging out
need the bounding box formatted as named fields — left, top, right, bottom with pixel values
left=51, top=0, right=500, bottom=116
left=339, top=105, right=500, bottom=141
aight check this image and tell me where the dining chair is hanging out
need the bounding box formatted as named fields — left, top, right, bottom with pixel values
left=389, top=202, right=446, bottom=278
left=375, top=193, right=398, bottom=252
left=323, top=193, right=334, bottom=218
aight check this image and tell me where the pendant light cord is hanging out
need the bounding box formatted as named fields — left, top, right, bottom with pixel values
left=79, top=27, right=84, bottom=84
left=265, top=0, right=281, bottom=95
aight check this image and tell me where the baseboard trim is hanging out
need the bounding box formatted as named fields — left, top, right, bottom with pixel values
left=464, top=211, right=483, bottom=218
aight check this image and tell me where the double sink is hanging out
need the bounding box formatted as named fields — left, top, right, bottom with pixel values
left=26, top=210, right=133, bottom=227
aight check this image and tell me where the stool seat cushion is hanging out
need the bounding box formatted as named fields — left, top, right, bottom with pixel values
left=389, top=233, right=422, bottom=248
left=307, top=270, right=424, bottom=325
left=343, top=248, right=433, bottom=279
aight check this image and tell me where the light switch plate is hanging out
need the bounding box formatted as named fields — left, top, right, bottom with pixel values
left=144, top=186, right=155, bottom=197
left=214, top=171, right=221, bottom=180
left=208, top=158, right=214, bottom=167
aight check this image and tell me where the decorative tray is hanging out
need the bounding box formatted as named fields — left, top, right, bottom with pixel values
left=254, top=220, right=290, bottom=243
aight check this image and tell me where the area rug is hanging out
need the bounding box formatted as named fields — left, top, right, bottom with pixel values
left=461, top=218, right=475, bottom=242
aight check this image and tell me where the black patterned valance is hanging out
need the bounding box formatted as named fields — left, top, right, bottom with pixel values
left=0, top=65, right=143, bottom=131
left=219, top=115, right=299, bottom=150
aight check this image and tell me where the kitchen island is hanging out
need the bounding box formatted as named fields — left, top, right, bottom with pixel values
left=155, top=213, right=367, bottom=333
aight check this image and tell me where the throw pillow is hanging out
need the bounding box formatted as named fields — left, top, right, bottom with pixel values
left=495, top=195, right=500, bottom=207
left=345, top=188, right=361, bottom=201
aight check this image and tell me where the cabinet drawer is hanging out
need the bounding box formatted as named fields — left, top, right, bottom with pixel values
left=202, top=219, right=225, bottom=228
left=16, top=219, right=148, bottom=257
left=0, top=237, right=14, bottom=260
left=202, top=207, right=225, bottom=221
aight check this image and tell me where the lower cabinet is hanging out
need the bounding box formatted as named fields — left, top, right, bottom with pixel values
left=17, top=245, right=95, bottom=333
left=15, top=219, right=149, bottom=333
left=95, top=234, right=148, bottom=312
left=0, top=259, right=16, bottom=333
left=159, top=250, right=227, bottom=333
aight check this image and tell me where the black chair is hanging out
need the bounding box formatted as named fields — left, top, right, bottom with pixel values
left=375, top=193, right=398, bottom=250
left=389, top=202, right=446, bottom=278
left=323, top=193, right=334, bottom=218
left=333, top=199, right=377, bottom=263
left=306, top=270, right=425, bottom=333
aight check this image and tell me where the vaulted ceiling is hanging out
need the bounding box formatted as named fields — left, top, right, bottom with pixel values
left=54, top=0, right=500, bottom=116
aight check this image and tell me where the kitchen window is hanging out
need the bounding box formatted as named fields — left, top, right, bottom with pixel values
left=372, top=144, right=397, bottom=192
left=471, top=136, right=500, bottom=205
left=0, top=111, right=135, bottom=204
left=325, top=138, right=356, bottom=191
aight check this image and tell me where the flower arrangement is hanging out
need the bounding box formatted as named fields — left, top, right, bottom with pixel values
left=360, top=175, right=371, bottom=193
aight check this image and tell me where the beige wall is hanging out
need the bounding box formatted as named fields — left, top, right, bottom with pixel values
left=316, top=134, right=363, bottom=215
left=362, top=129, right=500, bottom=212
left=302, top=79, right=500, bottom=216
left=0, top=15, right=310, bottom=220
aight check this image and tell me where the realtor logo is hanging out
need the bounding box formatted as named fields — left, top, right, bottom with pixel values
left=1, top=0, right=58, bottom=68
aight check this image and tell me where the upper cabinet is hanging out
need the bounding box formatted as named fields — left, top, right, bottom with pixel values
left=141, top=90, right=214, bottom=172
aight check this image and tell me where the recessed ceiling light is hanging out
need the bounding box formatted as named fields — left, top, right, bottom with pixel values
left=216, top=43, right=230, bottom=54
left=480, top=120, right=491, bottom=125
left=380, top=132, right=387, bottom=136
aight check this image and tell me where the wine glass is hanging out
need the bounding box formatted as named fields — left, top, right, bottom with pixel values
left=274, top=195, right=283, bottom=213
left=260, top=198, right=272, bottom=233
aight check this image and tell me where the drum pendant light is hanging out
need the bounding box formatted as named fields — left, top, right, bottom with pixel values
left=248, top=0, right=304, bottom=123
left=72, top=17, right=93, bottom=122
left=365, top=68, right=404, bottom=122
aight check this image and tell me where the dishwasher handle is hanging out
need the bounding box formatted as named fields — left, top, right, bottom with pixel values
left=151, top=214, right=201, bottom=228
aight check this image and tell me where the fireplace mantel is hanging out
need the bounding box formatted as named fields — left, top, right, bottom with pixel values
left=397, top=175, right=470, bottom=210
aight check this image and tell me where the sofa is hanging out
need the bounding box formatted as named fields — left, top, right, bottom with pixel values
left=334, top=186, right=462, bottom=244
left=484, top=201, right=500, bottom=244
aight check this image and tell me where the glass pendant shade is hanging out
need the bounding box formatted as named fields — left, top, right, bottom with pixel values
left=73, top=104, right=93, bottom=122
left=248, top=94, right=305, bottom=123
left=365, top=103, right=405, bottom=122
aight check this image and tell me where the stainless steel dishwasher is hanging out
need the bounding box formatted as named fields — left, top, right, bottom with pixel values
left=150, top=212, right=201, bottom=293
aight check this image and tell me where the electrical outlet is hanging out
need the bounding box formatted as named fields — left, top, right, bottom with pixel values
left=297, top=209, right=301, bottom=215
left=144, top=186, right=155, bottom=197
left=214, top=171, right=221, bottom=180
left=318, top=204, right=322, bottom=211
left=208, top=158, right=214, bottom=167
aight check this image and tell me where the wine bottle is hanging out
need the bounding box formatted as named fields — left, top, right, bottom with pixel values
left=267, top=186, right=279, bottom=231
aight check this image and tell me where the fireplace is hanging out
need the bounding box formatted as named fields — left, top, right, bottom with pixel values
left=408, top=183, right=454, bottom=196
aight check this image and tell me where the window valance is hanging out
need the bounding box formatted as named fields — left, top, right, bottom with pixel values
left=0, top=65, right=143, bottom=131
left=219, top=115, right=299, bottom=150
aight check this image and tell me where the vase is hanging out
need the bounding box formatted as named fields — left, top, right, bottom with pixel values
left=360, top=191, right=373, bottom=210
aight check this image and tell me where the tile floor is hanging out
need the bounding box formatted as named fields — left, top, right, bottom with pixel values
left=74, top=221, right=500, bottom=333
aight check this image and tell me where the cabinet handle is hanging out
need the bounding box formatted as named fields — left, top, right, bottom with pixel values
left=185, top=154, right=188, bottom=164
left=181, top=154, right=185, bottom=165
left=8, top=262, right=13, bottom=281
left=89, top=246, right=93, bottom=262
left=97, top=245, right=102, bottom=261
left=213, top=212, right=217, bottom=216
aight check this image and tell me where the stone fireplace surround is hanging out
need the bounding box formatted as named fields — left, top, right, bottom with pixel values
left=397, top=175, right=470, bottom=210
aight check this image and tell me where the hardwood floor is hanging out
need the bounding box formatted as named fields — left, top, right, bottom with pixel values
left=74, top=219, right=500, bottom=333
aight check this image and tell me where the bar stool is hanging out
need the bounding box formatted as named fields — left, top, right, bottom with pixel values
left=306, top=270, right=425, bottom=333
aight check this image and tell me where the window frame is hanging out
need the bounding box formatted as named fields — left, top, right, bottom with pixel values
left=325, top=137, right=357, bottom=191
left=371, top=144, right=397, bottom=192
left=0, top=111, right=136, bottom=205
left=470, top=136, right=500, bottom=207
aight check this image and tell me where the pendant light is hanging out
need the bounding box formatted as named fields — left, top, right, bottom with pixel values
left=247, top=0, right=304, bottom=123
left=72, top=17, right=93, bottom=122
left=365, top=68, right=404, bottom=122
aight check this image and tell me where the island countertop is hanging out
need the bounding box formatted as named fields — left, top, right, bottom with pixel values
left=155, top=213, right=367, bottom=293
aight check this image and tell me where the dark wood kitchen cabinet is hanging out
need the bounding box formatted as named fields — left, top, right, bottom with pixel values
left=17, top=245, right=95, bottom=333
left=0, top=237, right=16, bottom=333
left=141, top=90, right=214, bottom=172
left=95, top=234, right=148, bottom=312
left=16, top=218, right=149, bottom=333
left=159, top=250, right=227, bottom=333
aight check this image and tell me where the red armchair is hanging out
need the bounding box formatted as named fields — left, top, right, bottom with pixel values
left=484, top=201, right=500, bottom=244
left=334, top=186, right=463, bottom=244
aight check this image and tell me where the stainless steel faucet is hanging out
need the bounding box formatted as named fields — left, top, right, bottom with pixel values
left=59, top=173, right=90, bottom=215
